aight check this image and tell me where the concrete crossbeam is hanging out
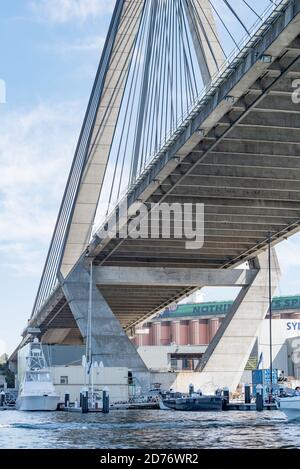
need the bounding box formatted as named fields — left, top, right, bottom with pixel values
left=92, top=266, right=258, bottom=287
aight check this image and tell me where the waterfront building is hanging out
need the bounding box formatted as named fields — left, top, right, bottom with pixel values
left=132, top=295, right=300, bottom=379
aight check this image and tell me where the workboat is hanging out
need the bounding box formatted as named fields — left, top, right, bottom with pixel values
left=16, top=339, right=60, bottom=412
left=277, top=396, right=300, bottom=421
left=159, top=393, right=223, bottom=412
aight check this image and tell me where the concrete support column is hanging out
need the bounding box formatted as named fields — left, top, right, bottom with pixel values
left=174, top=248, right=281, bottom=394
left=61, top=0, right=145, bottom=277
left=61, top=263, right=150, bottom=391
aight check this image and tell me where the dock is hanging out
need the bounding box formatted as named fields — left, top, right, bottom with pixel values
left=111, top=402, right=160, bottom=410
left=0, top=406, right=16, bottom=411
left=225, top=402, right=278, bottom=412
left=59, top=401, right=160, bottom=412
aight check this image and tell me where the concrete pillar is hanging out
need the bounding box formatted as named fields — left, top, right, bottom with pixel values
left=174, top=248, right=281, bottom=395
left=61, top=263, right=150, bottom=392
left=61, top=0, right=146, bottom=277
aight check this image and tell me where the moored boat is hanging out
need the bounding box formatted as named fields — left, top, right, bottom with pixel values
left=159, top=393, right=223, bottom=412
left=16, top=339, right=60, bottom=412
left=277, top=396, right=300, bottom=421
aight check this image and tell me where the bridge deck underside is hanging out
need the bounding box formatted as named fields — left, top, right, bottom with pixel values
left=90, top=44, right=300, bottom=330
left=98, top=285, right=193, bottom=330
left=38, top=295, right=83, bottom=345
left=95, top=50, right=300, bottom=272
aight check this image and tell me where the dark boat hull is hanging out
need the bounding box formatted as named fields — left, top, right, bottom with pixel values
left=160, top=396, right=223, bottom=412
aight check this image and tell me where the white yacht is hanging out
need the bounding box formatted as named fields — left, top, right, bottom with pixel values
left=16, top=339, right=60, bottom=412
left=277, top=396, right=300, bottom=421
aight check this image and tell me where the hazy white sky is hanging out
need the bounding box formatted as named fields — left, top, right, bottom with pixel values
left=0, top=0, right=298, bottom=356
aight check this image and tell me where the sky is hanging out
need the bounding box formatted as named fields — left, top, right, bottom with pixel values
left=0, top=0, right=299, bottom=356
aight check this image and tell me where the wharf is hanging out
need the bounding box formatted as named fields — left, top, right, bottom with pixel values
left=111, top=402, right=159, bottom=410
left=225, top=402, right=278, bottom=411
left=59, top=402, right=160, bottom=412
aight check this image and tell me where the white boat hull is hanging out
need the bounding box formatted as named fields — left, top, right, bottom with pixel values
left=278, top=396, right=300, bottom=421
left=16, top=395, right=60, bottom=412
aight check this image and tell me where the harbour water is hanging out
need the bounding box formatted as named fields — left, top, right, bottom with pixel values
left=0, top=410, right=300, bottom=449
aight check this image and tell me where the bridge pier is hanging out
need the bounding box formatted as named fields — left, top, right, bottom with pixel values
left=59, top=251, right=279, bottom=396
left=174, top=248, right=281, bottom=395
left=61, top=264, right=150, bottom=392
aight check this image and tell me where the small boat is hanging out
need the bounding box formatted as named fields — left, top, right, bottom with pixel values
left=16, top=339, right=60, bottom=412
left=277, top=396, right=300, bottom=421
left=159, top=393, right=223, bottom=412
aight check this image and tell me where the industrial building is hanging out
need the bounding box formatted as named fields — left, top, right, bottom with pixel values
left=133, top=295, right=300, bottom=379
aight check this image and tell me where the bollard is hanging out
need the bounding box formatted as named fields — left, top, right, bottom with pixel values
left=82, top=390, right=89, bottom=414
left=103, top=388, right=110, bottom=414
left=244, top=384, right=251, bottom=405
left=64, top=393, right=70, bottom=408
left=256, top=384, right=264, bottom=412
left=222, top=387, right=229, bottom=411
left=0, top=391, right=5, bottom=407
left=189, top=384, right=194, bottom=397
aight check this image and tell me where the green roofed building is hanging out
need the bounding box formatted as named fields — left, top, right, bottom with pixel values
left=132, top=295, right=300, bottom=377
left=157, top=295, right=300, bottom=321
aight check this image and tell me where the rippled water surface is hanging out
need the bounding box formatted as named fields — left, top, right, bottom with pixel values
left=0, top=409, right=299, bottom=449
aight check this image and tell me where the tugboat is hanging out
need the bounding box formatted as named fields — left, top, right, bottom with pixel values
left=159, top=385, right=223, bottom=412
left=16, top=339, right=60, bottom=411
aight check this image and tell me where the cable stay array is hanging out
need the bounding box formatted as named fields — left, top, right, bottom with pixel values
left=31, top=0, right=285, bottom=319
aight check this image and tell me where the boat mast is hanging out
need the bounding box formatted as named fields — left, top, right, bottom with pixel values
left=86, top=259, right=93, bottom=386
left=268, top=232, right=273, bottom=390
